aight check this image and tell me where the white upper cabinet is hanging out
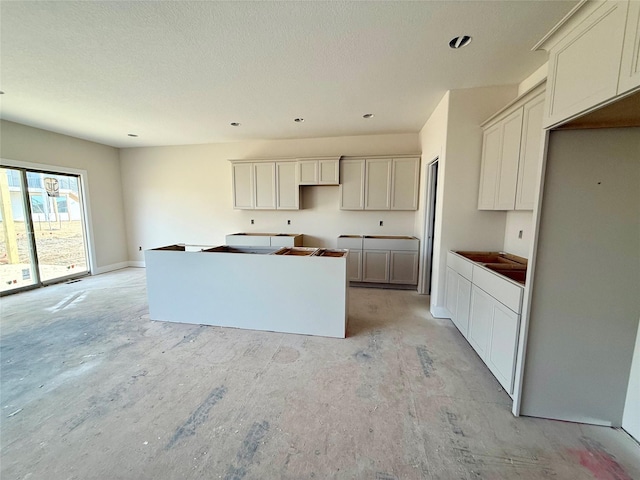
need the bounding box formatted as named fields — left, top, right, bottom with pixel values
left=365, top=158, right=392, bottom=210
left=515, top=93, right=545, bottom=210
left=391, top=157, right=420, bottom=210
left=298, top=157, right=340, bottom=185
left=341, top=156, right=420, bottom=211
left=478, top=87, right=544, bottom=211
left=619, top=0, right=640, bottom=94
left=232, top=163, right=254, bottom=209
left=340, top=159, right=366, bottom=210
left=538, top=0, right=631, bottom=128
left=276, top=162, right=299, bottom=210
left=253, top=163, right=277, bottom=209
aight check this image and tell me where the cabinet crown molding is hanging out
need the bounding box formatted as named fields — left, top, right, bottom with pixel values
left=481, top=83, right=546, bottom=128
left=229, top=156, right=341, bottom=164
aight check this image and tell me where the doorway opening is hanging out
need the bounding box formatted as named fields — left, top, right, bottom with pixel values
left=420, top=158, right=439, bottom=295
left=0, top=167, right=90, bottom=294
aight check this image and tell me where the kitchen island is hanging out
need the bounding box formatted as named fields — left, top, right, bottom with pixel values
left=145, top=245, right=349, bottom=338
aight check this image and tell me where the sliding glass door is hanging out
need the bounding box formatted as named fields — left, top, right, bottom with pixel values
left=0, top=167, right=89, bottom=294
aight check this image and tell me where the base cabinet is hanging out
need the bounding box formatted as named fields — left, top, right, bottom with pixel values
left=363, top=250, right=390, bottom=283
left=390, top=251, right=418, bottom=284
left=445, top=268, right=472, bottom=337
left=469, top=286, right=494, bottom=359
left=347, top=249, right=362, bottom=282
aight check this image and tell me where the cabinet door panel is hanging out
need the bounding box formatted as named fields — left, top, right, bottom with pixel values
left=495, top=108, right=523, bottom=210
left=362, top=250, right=390, bottom=283
left=478, top=124, right=502, bottom=210
left=515, top=94, right=545, bottom=210
left=340, top=159, right=365, bottom=210
left=391, top=157, right=420, bottom=210
left=299, top=160, right=318, bottom=185
left=545, top=0, right=627, bottom=127
left=365, top=159, right=392, bottom=210
left=487, top=303, right=520, bottom=393
left=469, top=286, right=493, bottom=360
left=347, top=249, right=362, bottom=282
left=319, top=159, right=339, bottom=184
left=232, top=163, right=254, bottom=209
left=276, top=162, right=299, bottom=210
left=445, top=268, right=459, bottom=320
left=390, top=251, right=418, bottom=284
left=254, top=163, right=276, bottom=209
left=619, top=0, right=640, bottom=94
left=455, top=276, right=472, bottom=338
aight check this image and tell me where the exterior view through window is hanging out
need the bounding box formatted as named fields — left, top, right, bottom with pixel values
left=0, top=167, right=89, bottom=294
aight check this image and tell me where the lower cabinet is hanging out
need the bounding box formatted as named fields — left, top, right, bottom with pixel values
left=445, top=268, right=472, bottom=338
left=390, top=251, right=419, bottom=284
left=469, top=285, right=520, bottom=393
left=363, top=250, right=390, bottom=282
left=347, top=249, right=362, bottom=282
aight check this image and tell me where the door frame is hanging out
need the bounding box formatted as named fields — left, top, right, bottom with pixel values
left=0, top=158, right=96, bottom=289
left=419, top=157, right=439, bottom=295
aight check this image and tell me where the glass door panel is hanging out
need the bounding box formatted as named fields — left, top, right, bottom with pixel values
left=26, top=171, right=89, bottom=283
left=0, top=168, right=37, bottom=293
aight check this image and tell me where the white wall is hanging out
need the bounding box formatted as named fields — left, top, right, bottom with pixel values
left=503, top=210, right=534, bottom=258
left=0, top=120, right=128, bottom=272
left=119, top=133, right=420, bottom=264
left=422, top=85, right=517, bottom=317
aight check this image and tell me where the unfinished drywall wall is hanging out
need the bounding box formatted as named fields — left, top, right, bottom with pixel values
left=424, top=85, right=517, bottom=317
left=521, top=127, right=640, bottom=425
left=119, top=133, right=420, bottom=264
left=0, top=120, right=128, bottom=273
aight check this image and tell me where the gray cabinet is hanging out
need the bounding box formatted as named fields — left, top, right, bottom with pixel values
left=390, top=251, right=419, bottom=284
left=339, top=159, right=366, bottom=210
left=337, top=235, right=364, bottom=281
left=298, top=157, right=340, bottom=185
left=231, top=160, right=299, bottom=210
left=365, top=158, right=392, bottom=210
left=276, top=162, right=299, bottom=210
left=232, top=163, right=254, bottom=209
left=445, top=266, right=471, bottom=337
left=254, top=163, right=276, bottom=209
left=363, top=250, right=390, bottom=283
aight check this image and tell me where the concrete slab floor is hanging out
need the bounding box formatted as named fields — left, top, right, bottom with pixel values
left=1, top=268, right=638, bottom=480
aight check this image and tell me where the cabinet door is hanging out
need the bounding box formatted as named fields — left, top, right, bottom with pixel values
left=232, top=163, right=254, bottom=209
left=254, top=163, right=276, bottom=209
left=619, top=0, right=640, bottom=94
left=445, top=267, right=459, bottom=320
left=515, top=94, right=545, bottom=210
left=454, top=276, right=472, bottom=338
left=276, top=162, right=299, bottom=210
left=469, top=286, right=493, bottom=360
left=298, top=160, right=318, bottom=185
left=362, top=250, right=390, bottom=283
left=319, top=159, right=339, bottom=185
left=364, top=158, right=392, bottom=210
left=494, top=108, right=523, bottom=210
left=545, top=0, right=628, bottom=127
left=487, top=302, right=520, bottom=394
left=340, top=159, right=365, bottom=210
left=390, top=251, right=418, bottom=285
left=390, top=157, right=420, bottom=210
left=347, top=249, right=362, bottom=282
left=478, top=123, right=501, bottom=210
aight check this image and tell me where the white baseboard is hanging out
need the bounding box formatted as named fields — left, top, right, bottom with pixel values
left=128, top=261, right=145, bottom=268
left=92, top=261, right=129, bottom=275
left=430, top=305, right=451, bottom=319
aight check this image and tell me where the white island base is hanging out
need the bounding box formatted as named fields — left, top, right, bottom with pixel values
left=145, top=245, right=349, bottom=338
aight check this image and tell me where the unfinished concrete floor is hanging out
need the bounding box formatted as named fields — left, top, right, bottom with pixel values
left=1, top=268, right=639, bottom=480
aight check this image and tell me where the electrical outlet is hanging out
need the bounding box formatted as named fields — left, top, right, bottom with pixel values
left=287, top=220, right=291, bottom=225
left=138, top=246, right=142, bottom=251
left=251, top=219, right=254, bottom=225
left=518, top=230, right=523, bottom=239
left=379, top=220, right=383, bottom=226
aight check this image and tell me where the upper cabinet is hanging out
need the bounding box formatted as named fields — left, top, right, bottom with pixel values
left=231, top=160, right=299, bottom=210
left=298, top=157, right=340, bottom=185
left=478, top=86, right=545, bottom=211
left=537, top=0, right=639, bottom=128
left=341, top=156, right=420, bottom=211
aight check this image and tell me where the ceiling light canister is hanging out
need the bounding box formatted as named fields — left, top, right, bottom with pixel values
left=230, top=122, right=240, bottom=127
left=294, top=118, right=304, bottom=123
left=127, top=133, right=138, bottom=137
left=449, top=35, right=472, bottom=49
left=363, top=113, right=374, bottom=119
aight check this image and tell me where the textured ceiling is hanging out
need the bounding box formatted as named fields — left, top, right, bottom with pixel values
left=0, top=1, right=578, bottom=148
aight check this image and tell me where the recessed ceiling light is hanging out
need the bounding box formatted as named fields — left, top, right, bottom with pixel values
left=230, top=122, right=240, bottom=127
left=363, top=113, right=374, bottom=119
left=0, top=91, right=4, bottom=95
left=294, top=118, right=304, bottom=123
left=127, top=133, right=138, bottom=137
left=449, top=35, right=472, bottom=49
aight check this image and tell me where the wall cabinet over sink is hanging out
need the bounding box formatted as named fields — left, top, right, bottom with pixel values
left=340, top=156, right=420, bottom=211
left=478, top=84, right=545, bottom=211
left=298, top=157, right=340, bottom=185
